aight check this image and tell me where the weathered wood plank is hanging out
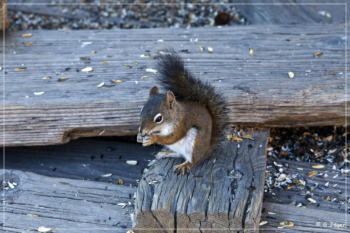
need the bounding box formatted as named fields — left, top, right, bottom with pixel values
left=134, top=128, right=269, bottom=233
left=0, top=0, right=9, bottom=30
left=3, top=137, right=156, bottom=185
left=2, top=137, right=348, bottom=232
left=1, top=24, right=348, bottom=146
left=0, top=169, right=135, bottom=233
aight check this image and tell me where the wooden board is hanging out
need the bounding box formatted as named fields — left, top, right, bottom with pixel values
left=0, top=169, right=136, bottom=233
left=0, top=0, right=9, bottom=30
left=134, top=128, right=269, bottom=233
left=2, top=137, right=348, bottom=232
left=1, top=23, right=348, bottom=146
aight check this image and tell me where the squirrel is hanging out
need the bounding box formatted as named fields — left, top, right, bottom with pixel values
left=137, top=53, right=227, bottom=175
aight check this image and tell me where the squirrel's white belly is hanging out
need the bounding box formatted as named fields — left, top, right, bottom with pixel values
left=166, top=127, right=197, bottom=163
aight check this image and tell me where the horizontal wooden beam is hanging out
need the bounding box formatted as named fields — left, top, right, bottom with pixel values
left=1, top=24, right=348, bottom=146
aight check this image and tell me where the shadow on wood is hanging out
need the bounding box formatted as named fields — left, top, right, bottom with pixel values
left=134, top=128, right=269, bottom=233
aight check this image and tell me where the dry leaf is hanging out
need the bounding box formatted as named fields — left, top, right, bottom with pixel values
left=126, top=160, right=138, bottom=166
left=111, top=79, right=122, bottom=84
left=288, top=72, right=295, bottom=79
left=280, top=221, right=294, bottom=227
left=312, top=164, right=325, bottom=169
left=38, top=226, right=53, bottom=233
left=34, top=91, right=45, bottom=96
left=249, top=48, right=254, bottom=54
left=22, top=33, right=32, bottom=38
left=14, top=67, right=26, bottom=72
left=81, top=67, right=93, bottom=72
left=308, top=170, right=318, bottom=177
left=97, top=82, right=105, bottom=88
left=57, top=77, right=68, bottom=82
left=25, top=42, right=33, bottom=47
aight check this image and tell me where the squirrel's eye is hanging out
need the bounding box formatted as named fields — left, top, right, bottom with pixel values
left=154, top=113, right=163, bottom=123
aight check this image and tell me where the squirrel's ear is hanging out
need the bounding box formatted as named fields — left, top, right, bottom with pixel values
left=149, top=86, right=159, bottom=97
left=166, top=90, right=176, bottom=109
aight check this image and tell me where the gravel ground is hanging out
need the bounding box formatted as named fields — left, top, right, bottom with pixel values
left=7, top=0, right=246, bottom=31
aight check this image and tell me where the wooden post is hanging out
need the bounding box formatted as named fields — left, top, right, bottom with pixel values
left=0, top=0, right=9, bottom=30
left=134, top=128, right=269, bottom=233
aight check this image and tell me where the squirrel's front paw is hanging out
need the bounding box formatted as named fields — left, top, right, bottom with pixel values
left=174, top=161, right=192, bottom=175
left=142, top=135, right=155, bottom=147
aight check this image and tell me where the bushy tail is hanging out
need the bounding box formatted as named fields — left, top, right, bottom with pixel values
left=157, top=53, right=227, bottom=146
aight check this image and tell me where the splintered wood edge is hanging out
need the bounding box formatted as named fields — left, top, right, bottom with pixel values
left=134, top=128, right=269, bottom=232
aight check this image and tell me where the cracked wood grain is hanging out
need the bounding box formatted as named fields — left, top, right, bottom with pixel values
left=134, top=128, right=269, bottom=233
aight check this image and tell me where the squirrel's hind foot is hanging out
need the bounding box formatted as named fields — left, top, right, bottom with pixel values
left=174, top=161, right=192, bottom=175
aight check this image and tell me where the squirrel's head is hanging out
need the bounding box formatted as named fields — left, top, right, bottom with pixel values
left=139, top=86, right=176, bottom=136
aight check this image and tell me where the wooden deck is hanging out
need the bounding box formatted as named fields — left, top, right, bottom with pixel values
left=1, top=24, right=348, bottom=146
left=1, top=138, right=349, bottom=232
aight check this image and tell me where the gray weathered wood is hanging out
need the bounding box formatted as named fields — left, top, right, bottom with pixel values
left=134, top=128, right=269, bottom=233
left=0, top=169, right=135, bottom=233
left=1, top=24, right=348, bottom=146
left=2, top=137, right=348, bottom=232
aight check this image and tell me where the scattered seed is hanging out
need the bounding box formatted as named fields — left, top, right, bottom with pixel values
left=80, top=57, right=90, bottom=61
left=207, top=47, right=213, bottom=53
left=22, top=33, right=32, bottom=38
left=8, top=182, right=14, bottom=189
left=326, top=12, right=332, bottom=18
left=232, top=137, right=243, bottom=142
left=249, top=48, right=254, bottom=54
left=199, top=46, right=205, bottom=52
left=91, top=50, right=97, bottom=54
left=81, top=67, right=93, bottom=72
left=126, top=160, right=138, bottom=166
left=307, top=198, right=317, bottom=204
left=25, top=41, right=33, bottom=47
left=34, top=91, right=45, bottom=96
left=97, top=82, right=105, bottom=88
left=324, top=181, right=329, bottom=187
left=288, top=72, right=295, bottom=79
left=146, top=68, right=157, bottom=74
left=312, top=164, right=325, bottom=169
left=133, top=61, right=138, bottom=66
left=141, top=75, right=150, bottom=80
left=140, top=53, right=150, bottom=58
left=117, top=203, right=127, bottom=208
left=308, top=170, right=318, bottom=177
left=57, top=77, right=68, bottom=82
left=124, top=65, right=132, bottom=69
left=37, top=226, right=53, bottom=233
left=118, top=178, right=124, bottom=185
left=280, top=221, right=294, bottom=227
left=42, top=76, right=52, bottom=80
left=102, top=60, right=112, bottom=64
left=101, top=173, right=112, bottom=177
left=259, top=221, right=268, bottom=226
left=111, top=79, right=123, bottom=84
left=314, top=52, right=323, bottom=57
left=157, top=39, right=164, bottom=42
left=14, top=67, right=27, bottom=72
left=27, top=213, right=39, bottom=217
